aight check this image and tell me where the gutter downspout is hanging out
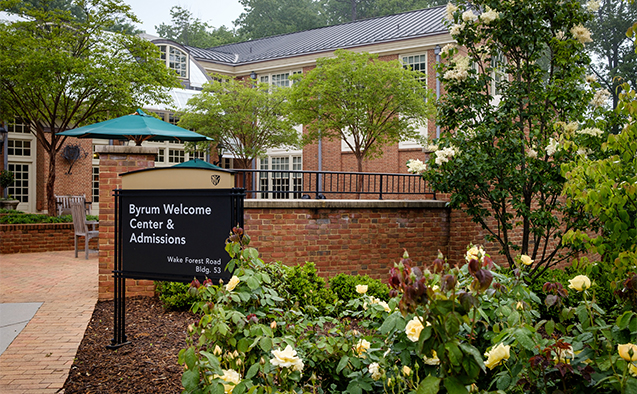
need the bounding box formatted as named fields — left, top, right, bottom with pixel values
left=434, top=44, right=441, bottom=139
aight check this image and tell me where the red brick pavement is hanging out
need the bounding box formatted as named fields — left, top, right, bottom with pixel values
left=0, top=251, right=98, bottom=393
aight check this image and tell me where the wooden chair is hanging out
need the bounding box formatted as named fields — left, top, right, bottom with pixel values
left=56, top=195, right=91, bottom=217
left=70, top=201, right=98, bottom=259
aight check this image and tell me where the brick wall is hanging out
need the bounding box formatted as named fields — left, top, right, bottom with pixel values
left=0, top=223, right=98, bottom=254
left=97, top=146, right=157, bottom=301
left=37, top=137, right=93, bottom=212
left=244, top=200, right=452, bottom=281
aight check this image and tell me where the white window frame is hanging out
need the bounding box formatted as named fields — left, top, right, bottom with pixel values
left=399, top=52, right=429, bottom=150
left=7, top=117, right=36, bottom=212
left=256, top=150, right=303, bottom=199
left=158, top=44, right=189, bottom=79
left=258, top=70, right=302, bottom=89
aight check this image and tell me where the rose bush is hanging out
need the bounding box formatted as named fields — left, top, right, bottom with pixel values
left=180, top=229, right=637, bottom=393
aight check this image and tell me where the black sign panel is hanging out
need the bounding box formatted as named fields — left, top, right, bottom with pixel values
left=118, top=189, right=243, bottom=283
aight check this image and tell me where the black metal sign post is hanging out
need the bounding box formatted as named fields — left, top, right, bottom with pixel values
left=108, top=188, right=245, bottom=349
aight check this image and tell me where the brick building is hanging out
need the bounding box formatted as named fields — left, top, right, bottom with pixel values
left=1, top=6, right=453, bottom=213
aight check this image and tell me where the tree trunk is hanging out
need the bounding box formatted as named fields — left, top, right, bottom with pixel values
left=355, top=155, right=363, bottom=200
left=46, top=148, right=57, bottom=216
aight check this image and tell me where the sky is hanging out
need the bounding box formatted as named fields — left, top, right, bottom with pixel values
left=123, top=0, right=244, bottom=36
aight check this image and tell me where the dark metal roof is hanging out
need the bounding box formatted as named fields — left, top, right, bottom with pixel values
left=188, top=6, right=448, bottom=66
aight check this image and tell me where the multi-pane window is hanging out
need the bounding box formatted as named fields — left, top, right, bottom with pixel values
left=259, top=71, right=301, bottom=88
left=7, top=117, right=30, bottom=133
left=258, top=155, right=302, bottom=199
left=168, top=149, right=185, bottom=163
left=402, top=54, right=427, bottom=80
left=159, top=45, right=188, bottom=78
left=156, top=148, right=165, bottom=162
left=191, top=150, right=205, bottom=160
left=8, top=140, right=31, bottom=156
left=491, top=51, right=506, bottom=96
left=92, top=167, right=99, bottom=203
left=7, top=163, right=29, bottom=202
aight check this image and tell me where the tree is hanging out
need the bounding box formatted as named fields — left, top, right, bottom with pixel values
left=322, top=0, right=447, bottom=24
left=178, top=75, right=299, bottom=170
left=563, top=4, right=637, bottom=277
left=155, top=6, right=239, bottom=48
left=586, top=0, right=637, bottom=110
left=0, top=0, right=179, bottom=215
left=418, top=0, right=611, bottom=277
left=234, top=0, right=327, bottom=40
left=288, top=49, right=435, bottom=180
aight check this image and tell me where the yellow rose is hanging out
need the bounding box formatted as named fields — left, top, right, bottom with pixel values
left=423, top=350, right=440, bottom=365
left=213, top=369, right=241, bottom=394
left=484, top=343, right=510, bottom=369
left=520, top=255, right=533, bottom=266
left=225, top=275, right=240, bottom=291
left=516, top=301, right=524, bottom=310
left=213, top=345, right=223, bottom=356
left=356, top=284, right=368, bottom=294
left=568, top=275, right=591, bottom=291
left=618, top=343, right=637, bottom=362
left=368, top=362, right=382, bottom=380
left=629, top=363, right=637, bottom=377
left=466, top=246, right=480, bottom=261
left=402, top=365, right=412, bottom=376
left=355, top=339, right=371, bottom=356
left=405, top=316, right=424, bottom=342
left=554, top=345, right=574, bottom=364
left=271, top=345, right=304, bottom=371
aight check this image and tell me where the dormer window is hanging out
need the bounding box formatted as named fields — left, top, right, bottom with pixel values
left=158, top=45, right=188, bottom=78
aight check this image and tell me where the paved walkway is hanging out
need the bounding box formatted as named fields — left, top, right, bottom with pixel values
left=0, top=251, right=98, bottom=393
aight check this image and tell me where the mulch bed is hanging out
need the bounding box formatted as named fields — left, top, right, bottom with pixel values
left=63, top=296, right=197, bottom=393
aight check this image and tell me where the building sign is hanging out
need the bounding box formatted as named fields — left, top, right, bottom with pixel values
left=118, top=188, right=244, bottom=283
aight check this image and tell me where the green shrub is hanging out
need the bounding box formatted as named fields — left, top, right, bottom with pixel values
left=0, top=212, right=99, bottom=224
left=285, top=262, right=336, bottom=315
left=0, top=213, right=71, bottom=224
left=155, top=281, right=199, bottom=311
left=329, top=273, right=389, bottom=303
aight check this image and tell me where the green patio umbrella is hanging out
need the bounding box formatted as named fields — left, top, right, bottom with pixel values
left=57, top=109, right=211, bottom=146
left=172, top=159, right=223, bottom=170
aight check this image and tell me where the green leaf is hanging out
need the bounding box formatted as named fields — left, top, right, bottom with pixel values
left=185, top=347, right=197, bottom=370
left=459, top=343, right=486, bottom=372
left=545, top=320, right=555, bottom=337
left=259, top=337, right=272, bottom=352
left=618, top=312, right=635, bottom=329
left=379, top=312, right=403, bottom=334
left=336, top=355, right=350, bottom=373
left=496, top=373, right=512, bottom=391
left=182, top=369, right=200, bottom=391
left=445, top=342, right=463, bottom=366
left=245, top=362, right=260, bottom=380
left=246, top=277, right=260, bottom=290
left=443, top=376, right=469, bottom=394
left=514, top=328, right=535, bottom=350
left=416, top=375, right=441, bottom=394
left=237, top=338, right=252, bottom=353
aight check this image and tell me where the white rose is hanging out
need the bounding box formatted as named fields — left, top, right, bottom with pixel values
left=271, top=345, right=304, bottom=371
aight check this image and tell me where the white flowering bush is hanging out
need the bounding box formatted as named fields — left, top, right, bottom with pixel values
left=415, top=0, right=618, bottom=282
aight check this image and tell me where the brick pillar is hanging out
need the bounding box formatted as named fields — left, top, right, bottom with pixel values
left=96, top=146, right=157, bottom=300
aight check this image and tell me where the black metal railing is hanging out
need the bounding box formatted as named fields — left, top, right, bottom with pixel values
left=234, top=169, right=436, bottom=200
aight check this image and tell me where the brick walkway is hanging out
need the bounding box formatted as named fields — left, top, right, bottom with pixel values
left=0, top=251, right=98, bottom=393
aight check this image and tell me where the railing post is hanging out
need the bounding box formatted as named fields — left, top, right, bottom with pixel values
left=379, top=174, right=383, bottom=200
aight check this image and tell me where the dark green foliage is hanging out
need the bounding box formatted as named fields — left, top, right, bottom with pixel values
left=530, top=264, right=622, bottom=321
left=0, top=212, right=98, bottom=224
left=0, top=213, right=71, bottom=224
left=155, top=281, right=199, bottom=311
left=329, top=273, right=389, bottom=303
left=285, top=262, right=337, bottom=315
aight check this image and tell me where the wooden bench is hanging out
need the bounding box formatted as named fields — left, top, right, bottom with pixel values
left=55, top=195, right=91, bottom=217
